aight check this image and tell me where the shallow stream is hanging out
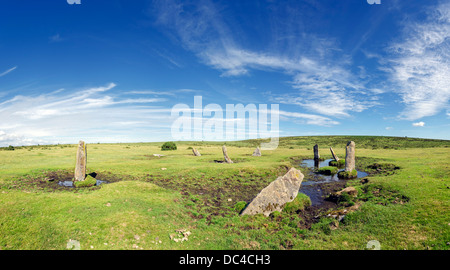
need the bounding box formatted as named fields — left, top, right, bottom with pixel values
left=299, top=159, right=368, bottom=206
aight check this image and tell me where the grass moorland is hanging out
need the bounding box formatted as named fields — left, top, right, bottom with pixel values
left=0, top=136, right=449, bottom=250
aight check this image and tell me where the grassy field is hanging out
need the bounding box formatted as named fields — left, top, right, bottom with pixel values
left=0, top=136, right=449, bottom=250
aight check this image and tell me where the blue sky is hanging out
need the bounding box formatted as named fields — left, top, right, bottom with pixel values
left=0, top=0, right=449, bottom=146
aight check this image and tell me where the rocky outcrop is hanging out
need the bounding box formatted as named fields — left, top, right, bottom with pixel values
left=240, top=168, right=304, bottom=216
left=327, top=186, right=358, bottom=203
left=336, top=186, right=358, bottom=197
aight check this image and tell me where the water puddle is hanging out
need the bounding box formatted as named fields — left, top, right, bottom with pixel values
left=58, top=179, right=109, bottom=188
left=299, top=159, right=368, bottom=206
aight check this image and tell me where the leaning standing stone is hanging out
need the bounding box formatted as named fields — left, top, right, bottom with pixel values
left=222, top=145, right=233, bottom=163
left=192, top=147, right=201, bottom=156
left=330, top=147, right=339, bottom=161
left=252, top=147, right=261, bottom=156
left=74, top=140, right=87, bottom=181
left=240, top=168, right=304, bottom=216
left=344, top=141, right=356, bottom=172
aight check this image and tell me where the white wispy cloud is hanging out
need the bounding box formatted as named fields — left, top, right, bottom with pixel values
left=203, top=48, right=308, bottom=77
left=127, top=88, right=200, bottom=96
left=412, top=121, right=425, bottom=127
left=0, top=66, right=17, bottom=77
left=0, top=83, right=172, bottom=146
left=0, top=81, right=377, bottom=146
left=49, top=33, right=63, bottom=43
left=151, top=0, right=380, bottom=119
left=0, top=130, right=46, bottom=146
left=388, top=2, right=450, bottom=120
left=127, top=90, right=176, bottom=96
left=277, top=110, right=339, bottom=126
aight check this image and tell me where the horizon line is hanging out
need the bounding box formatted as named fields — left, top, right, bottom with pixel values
left=2, top=134, right=449, bottom=148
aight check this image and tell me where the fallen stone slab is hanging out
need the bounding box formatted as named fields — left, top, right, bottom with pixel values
left=240, top=167, right=304, bottom=216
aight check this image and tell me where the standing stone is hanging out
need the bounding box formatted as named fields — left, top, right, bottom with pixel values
left=74, top=140, right=87, bottom=181
left=314, top=159, right=320, bottom=169
left=222, top=145, right=233, bottom=164
left=330, top=147, right=340, bottom=161
left=252, top=147, right=261, bottom=156
left=240, top=168, right=304, bottom=216
left=192, top=147, right=201, bottom=156
left=313, top=144, right=320, bottom=160
left=345, top=141, right=356, bottom=172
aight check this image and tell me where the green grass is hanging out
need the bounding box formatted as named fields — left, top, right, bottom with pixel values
left=284, top=193, right=311, bottom=214
left=0, top=136, right=449, bottom=250
left=0, top=181, right=192, bottom=249
left=241, top=135, right=450, bottom=150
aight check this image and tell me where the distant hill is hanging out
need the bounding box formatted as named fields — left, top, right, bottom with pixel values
left=2, top=135, right=449, bottom=150
left=238, top=135, right=450, bottom=149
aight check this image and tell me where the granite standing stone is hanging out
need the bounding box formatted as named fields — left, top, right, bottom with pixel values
left=252, top=147, right=261, bottom=156
left=314, top=144, right=320, bottom=160
left=240, top=168, right=304, bottom=216
left=192, top=147, right=201, bottom=156
left=74, top=140, right=87, bottom=181
left=222, top=145, right=233, bottom=164
left=314, top=159, right=320, bottom=169
left=345, top=141, right=356, bottom=172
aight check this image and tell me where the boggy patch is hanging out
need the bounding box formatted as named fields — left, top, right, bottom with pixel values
left=299, top=183, right=409, bottom=230
left=364, top=162, right=401, bottom=176
left=211, top=158, right=249, bottom=163
left=295, top=182, right=353, bottom=229
left=3, top=170, right=126, bottom=192
left=358, top=184, right=409, bottom=206
left=142, top=166, right=290, bottom=221
left=324, top=182, right=409, bottom=207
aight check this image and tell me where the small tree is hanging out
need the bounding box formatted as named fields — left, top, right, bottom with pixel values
left=161, top=142, right=177, bottom=151
left=7, top=145, right=15, bottom=151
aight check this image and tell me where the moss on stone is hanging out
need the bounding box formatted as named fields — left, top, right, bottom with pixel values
left=328, top=159, right=345, bottom=167
left=317, top=166, right=339, bottom=175
left=74, top=175, right=97, bottom=188
left=337, top=169, right=358, bottom=179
